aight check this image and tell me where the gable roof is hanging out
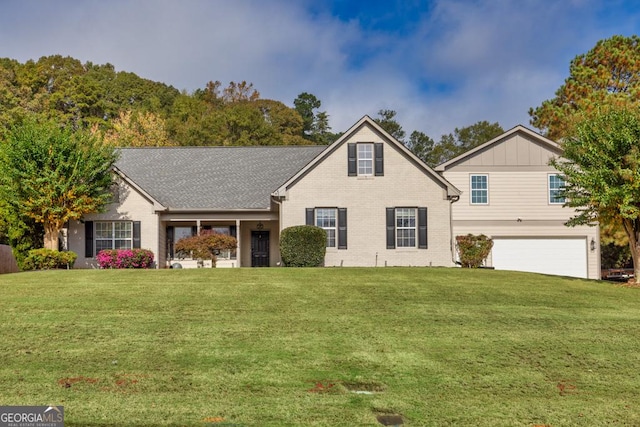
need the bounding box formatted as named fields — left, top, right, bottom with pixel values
left=115, top=145, right=327, bottom=211
left=273, top=115, right=460, bottom=197
left=434, top=125, right=561, bottom=171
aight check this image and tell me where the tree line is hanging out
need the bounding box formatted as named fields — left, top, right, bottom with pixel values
left=4, top=34, right=640, bottom=275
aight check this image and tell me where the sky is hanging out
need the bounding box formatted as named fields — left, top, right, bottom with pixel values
left=1, top=0, right=640, bottom=139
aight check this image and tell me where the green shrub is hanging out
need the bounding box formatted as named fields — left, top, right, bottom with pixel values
left=456, top=234, right=493, bottom=268
left=22, top=248, right=77, bottom=270
left=280, top=225, right=326, bottom=267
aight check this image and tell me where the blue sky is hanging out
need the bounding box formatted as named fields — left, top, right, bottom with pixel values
left=1, top=0, right=640, bottom=138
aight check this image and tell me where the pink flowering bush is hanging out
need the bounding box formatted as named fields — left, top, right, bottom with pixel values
left=96, top=249, right=154, bottom=269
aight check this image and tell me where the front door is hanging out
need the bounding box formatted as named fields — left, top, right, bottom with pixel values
left=251, top=230, right=270, bottom=267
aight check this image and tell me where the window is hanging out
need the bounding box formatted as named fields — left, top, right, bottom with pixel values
left=395, top=208, right=416, bottom=247
left=470, top=174, right=488, bottom=205
left=549, top=174, right=566, bottom=204
left=386, top=207, right=427, bottom=249
left=315, top=208, right=337, bottom=247
left=306, top=208, right=347, bottom=249
left=95, top=221, right=132, bottom=252
left=357, top=143, right=374, bottom=176
left=348, top=143, right=384, bottom=176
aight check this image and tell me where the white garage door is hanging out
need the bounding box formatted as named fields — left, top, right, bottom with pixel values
left=491, top=238, right=587, bottom=278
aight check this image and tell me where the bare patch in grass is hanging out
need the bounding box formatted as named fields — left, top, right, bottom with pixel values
left=375, top=412, right=404, bottom=426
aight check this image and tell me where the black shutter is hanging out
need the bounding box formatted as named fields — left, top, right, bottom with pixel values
left=230, top=225, right=237, bottom=238
left=191, top=225, right=198, bottom=236
left=347, top=143, right=357, bottom=176
left=386, top=208, right=396, bottom=249
left=418, top=207, right=428, bottom=249
left=85, top=221, right=94, bottom=258
left=338, top=208, right=347, bottom=249
left=167, top=226, right=175, bottom=258
left=306, top=208, right=315, bottom=226
left=133, top=221, right=141, bottom=249
left=375, top=143, right=384, bottom=176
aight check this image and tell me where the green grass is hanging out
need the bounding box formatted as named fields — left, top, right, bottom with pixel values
left=1, top=268, right=639, bottom=426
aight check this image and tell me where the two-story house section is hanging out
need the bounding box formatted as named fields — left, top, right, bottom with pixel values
left=275, top=116, right=461, bottom=267
left=436, top=125, right=600, bottom=279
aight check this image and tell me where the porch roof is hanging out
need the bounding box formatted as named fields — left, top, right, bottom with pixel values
left=115, top=146, right=327, bottom=210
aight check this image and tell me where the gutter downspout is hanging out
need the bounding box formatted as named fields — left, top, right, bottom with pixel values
left=448, top=194, right=460, bottom=265
left=271, top=193, right=285, bottom=266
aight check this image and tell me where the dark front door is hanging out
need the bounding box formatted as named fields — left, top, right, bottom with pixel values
left=251, top=230, right=270, bottom=267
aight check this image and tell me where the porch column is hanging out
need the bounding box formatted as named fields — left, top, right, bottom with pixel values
left=236, top=219, right=241, bottom=267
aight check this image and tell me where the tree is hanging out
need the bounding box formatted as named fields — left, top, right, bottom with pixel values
left=550, top=108, right=640, bottom=279
left=0, top=118, right=118, bottom=250
left=374, top=109, right=405, bottom=142
left=406, top=131, right=435, bottom=164
left=423, top=121, right=504, bottom=167
left=174, top=230, right=237, bottom=267
left=293, top=92, right=334, bottom=144
left=99, top=110, right=173, bottom=147
left=294, top=92, right=321, bottom=136
left=530, top=35, right=640, bottom=140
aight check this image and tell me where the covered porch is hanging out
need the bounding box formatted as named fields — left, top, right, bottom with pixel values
left=159, top=211, right=281, bottom=268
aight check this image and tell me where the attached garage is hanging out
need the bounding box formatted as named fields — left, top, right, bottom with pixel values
left=491, top=237, right=588, bottom=278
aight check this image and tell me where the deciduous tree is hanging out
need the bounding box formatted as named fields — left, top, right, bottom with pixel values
left=550, top=108, right=640, bottom=279
left=0, top=118, right=118, bottom=250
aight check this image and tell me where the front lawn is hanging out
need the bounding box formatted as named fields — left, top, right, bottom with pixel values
left=0, top=268, right=639, bottom=426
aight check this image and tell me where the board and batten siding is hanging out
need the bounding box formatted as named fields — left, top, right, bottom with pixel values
left=67, top=177, right=161, bottom=268
left=280, top=123, right=455, bottom=267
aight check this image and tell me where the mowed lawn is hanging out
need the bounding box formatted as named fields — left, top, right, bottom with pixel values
left=1, top=268, right=639, bottom=426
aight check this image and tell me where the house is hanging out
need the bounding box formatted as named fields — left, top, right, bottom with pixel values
left=67, top=116, right=461, bottom=269
left=66, top=118, right=600, bottom=278
left=435, top=125, right=600, bottom=279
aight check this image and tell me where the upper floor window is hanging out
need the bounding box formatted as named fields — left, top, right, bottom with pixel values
left=357, top=144, right=374, bottom=176
left=549, top=174, right=566, bottom=204
left=348, top=143, right=384, bottom=177
left=470, top=174, right=488, bottom=205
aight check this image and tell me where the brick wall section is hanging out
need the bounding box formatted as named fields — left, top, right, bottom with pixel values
left=0, top=244, right=19, bottom=274
left=281, top=124, right=455, bottom=267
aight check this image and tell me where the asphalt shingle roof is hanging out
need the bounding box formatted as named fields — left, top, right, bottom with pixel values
left=115, top=146, right=327, bottom=210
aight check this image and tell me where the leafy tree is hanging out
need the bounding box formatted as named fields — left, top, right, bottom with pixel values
left=374, top=109, right=406, bottom=142
left=530, top=35, right=640, bottom=140
left=0, top=117, right=118, bottom=250
left=174, top=230, right=237, bottom=267
left=550, top=108, right=640, bottom=279
left=223, top=80, right=260, bottom=103
left=99, top=110, right=173, bottom=147
left=424, top=121, right=504, bottom=167
left=406, top=130, right=435, bottom=164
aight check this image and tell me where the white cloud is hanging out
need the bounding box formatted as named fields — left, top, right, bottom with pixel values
left=1, top=0, right=639, bottom=140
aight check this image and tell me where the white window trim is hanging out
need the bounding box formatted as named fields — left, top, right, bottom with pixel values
left=396, top=208, right=417, bottom=248
left=95, top=221, right=133, bottom=252
left=315, top=208, right=337, bottom=248
left=470, top=174, right=489, bottom=205
left=357, top=143, right=374, bottom=176
left=548, top=174, right=566, bottom=205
